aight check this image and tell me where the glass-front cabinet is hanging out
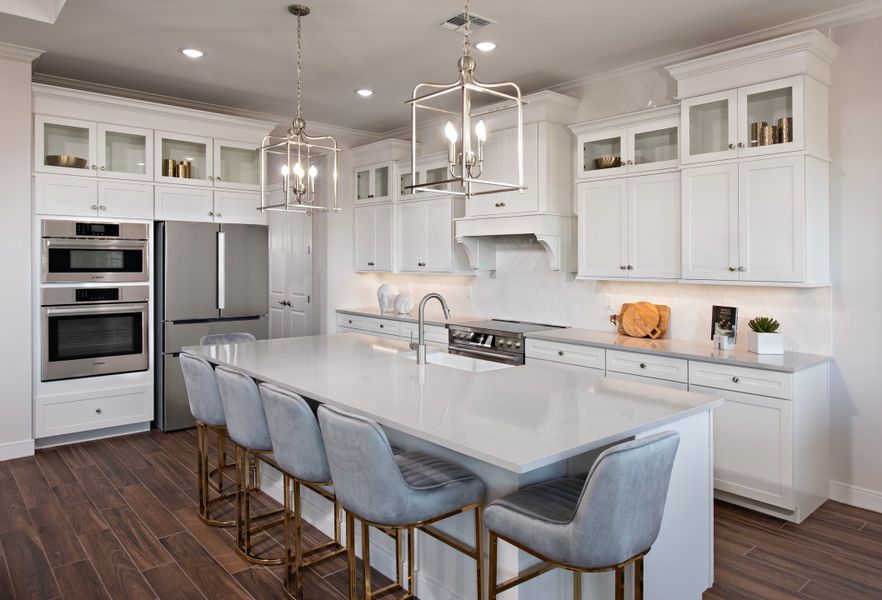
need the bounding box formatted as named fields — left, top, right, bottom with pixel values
left=398, top=153, right=456, bottom=200
left=682, top=76, right=804, bottom=164
left=98, top=124, right=152, bottom=181
left=354, top=162, right=391, bottom=204
left=35, top=116, right=97, bottom=175
left=213, top=139, right=260, bottom=191
left=578, top=130, right=627, bottom=178
left=154, top=131, right=213, bottom=186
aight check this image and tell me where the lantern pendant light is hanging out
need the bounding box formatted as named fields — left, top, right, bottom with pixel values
left=259, top=4, right=340, bottom=214
left=406, top=0, right=525, bottom=199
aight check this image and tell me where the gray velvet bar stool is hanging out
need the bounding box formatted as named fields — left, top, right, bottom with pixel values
left=180, top=352, right=238, bottom=527
left=483, top=431, right=680, bottom=600
left=259, top=383, right=348, bottom=599
left=318, top=404, right=486, bottom=600
left=215, top=365, right=286, bottom=565
left=201, top=332, right=256, bottom=346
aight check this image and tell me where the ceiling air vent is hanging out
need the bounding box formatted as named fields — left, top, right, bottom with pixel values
left=439, top=12, right=496, bottom=33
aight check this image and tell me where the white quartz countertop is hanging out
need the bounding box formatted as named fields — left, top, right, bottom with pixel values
left=184, top=334, right=722, bottom=474
left=525, top=328, right=829, bottom=373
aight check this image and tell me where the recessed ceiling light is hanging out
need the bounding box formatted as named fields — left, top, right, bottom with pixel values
left=356, top=89, right=374, bottom=97
left=475, top=41, right=496, bottom=52
left=180, top=48, right=204, bottom=59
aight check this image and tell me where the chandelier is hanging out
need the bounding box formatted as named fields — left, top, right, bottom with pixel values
left=259, top=4, right=340, bottom=214
left=407, top=0, right=525, bottom=199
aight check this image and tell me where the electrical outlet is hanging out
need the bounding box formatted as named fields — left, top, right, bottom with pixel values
left=604, top=295, right=615, bottom=311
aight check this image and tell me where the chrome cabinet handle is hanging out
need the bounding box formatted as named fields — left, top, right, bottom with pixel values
left=732, top=376, right=739, bottom=383
left=100, top=166, right=106, bottom=170
left=91, top=164, right=98, bottom=170
left=99, top=205, right=106, bottom=211
left=90, top=204, right=98, bottom=210
left=728, top=143, right=735, bottom=150
left=737, top=142, right=745, bottom=148
left=216, top=176, right=221, bottom=180
left=95, top=408, right=102, bottom=414
left=208, top=175, right=214, bottom=181
left=215, top=212, right=222, bottom=218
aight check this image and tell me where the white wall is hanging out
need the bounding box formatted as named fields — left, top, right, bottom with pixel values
left=0, top=46, right=40, bottom=459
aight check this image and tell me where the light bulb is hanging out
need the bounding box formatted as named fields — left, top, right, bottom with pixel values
left=444, top=121, right=458, bottom=144
left=308, top=165, right=318, bottom=178
left=280, top=165, right=289, bottom=177
left=475, top=120, right=487, bottom=143
left=293, top=162, right=305, bottom=178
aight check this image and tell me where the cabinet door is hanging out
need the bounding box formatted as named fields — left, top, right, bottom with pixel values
left=34, top=174, right=98, bottom=217
left=97, top=124, right=152, bottom=181
left=576, top=128, right=628, bottom=179
left=468, top=122, right=540, bottom=216
left=155, top=131, right=213, bottom=186
left=98, top=180, right=154, bottom=219
left=681, top=90, right=738, bottom=164
left=213, top=191, right=267, bottom=225
left=605, top=371, right=688, bottom=391
left=737, top=76, right=804, bottom=158
left=681, top=164, right=739, bottom=280
left=577, top=179, right=627, bottom=278
left=35, top=116, right=97, bottom=176
left=355, top=167, right=373, bottom=203
left=738, top=156, right=805, bottom=282
left=397, top=200, right=425, bottom=273
left=354, top=204, right=386, bottom=271
left=628, top=172, right=680, bottom=279
left=154, top=185, right=214, bottom=222
left=373, top=165, right=391, bottom=202
left=213, top=139, right=260, bottom=190
left=691, top=384, right=795, bottom=509
left=424, top=197, right=453, bottom=272
left=373, top=203, right=394, bottom=271
left=628, top=118, right=679, bottom=174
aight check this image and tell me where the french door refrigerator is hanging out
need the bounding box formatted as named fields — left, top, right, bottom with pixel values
left=155, top=221, right=268, bottom=431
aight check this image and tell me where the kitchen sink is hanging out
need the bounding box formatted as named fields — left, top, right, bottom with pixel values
left=401, top=351, right=513, bottom=373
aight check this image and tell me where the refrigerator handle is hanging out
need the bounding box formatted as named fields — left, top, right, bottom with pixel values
left=217, top=231, right=226, bottom=311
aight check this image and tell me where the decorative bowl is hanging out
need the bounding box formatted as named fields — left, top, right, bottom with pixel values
left=45, top=155, right=88, bottom=169
left=593, top=156, right=622, bottom=169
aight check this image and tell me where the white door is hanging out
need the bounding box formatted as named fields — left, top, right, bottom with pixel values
left=692, top=385, right=795, bottom=509
left=680, top=90, right=738, bottom=165
left=97, top=124, right=153, bottom=181
left=34, top=174, right=98, bottom=217
left=681, top=163, right=739, bottom=280
left=737, top=76, right=804, bottom=158
left=268, top=211, right=313, bottom=338
left=397, top=200, right=425, bottom=273
left=577, top=179, right=628, bottom=278
left=738, top=156, right=805, bottom=282
left=629, top=172, right=680, bottom=279
left=98, top=181, right=154, bottom=219
left=154, top=185, right=214, bottom=222
left=424, top=197, right=453, bottom=272
left=373, top=203, right=394, bottom=271
left=354, top=205, right=377, bottom=270
left=35, top=115, right=97, bottom=176
left=468, top=122, right=540, bottom=216
left=213, top=191, right=267, bottom=225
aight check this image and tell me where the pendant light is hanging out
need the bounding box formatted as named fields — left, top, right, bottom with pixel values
left=259, top=4, right=340, bottom=214
left=406, top=0, right=525, bottom=199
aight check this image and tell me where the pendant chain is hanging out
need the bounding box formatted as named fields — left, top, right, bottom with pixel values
left=462, top=0, right=471, bottom=56
left=296, top=13, right=303, bottom=120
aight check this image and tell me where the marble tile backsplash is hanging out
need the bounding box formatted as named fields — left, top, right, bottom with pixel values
left=358, top=236, right=832, bottom=355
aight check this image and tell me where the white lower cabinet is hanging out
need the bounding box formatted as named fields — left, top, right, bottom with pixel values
left=35, top=174, right=153, bottom=219
left=354, top=203, right=393, bottom=272
left=606, top=349, right=688, bottom=383
left=605, top=371, right=688, bottom=391
left=38, top=389, right=152, bottom=438
left=155, top=185, right=213, bottom=221
left=336, top=312, right=448, bottom=346
left=525, top=339, right=605, bottom=370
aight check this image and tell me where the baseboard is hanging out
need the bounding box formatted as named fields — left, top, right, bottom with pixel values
left=35, top=421, right=150, bottom=449
left=0, top=438, right=35, bottom=461
left=829, top=480, right=882, bottom=514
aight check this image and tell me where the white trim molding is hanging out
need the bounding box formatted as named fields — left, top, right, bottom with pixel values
left=0, top=42, right=44, bottom=63
left=829, top=480, right=882, bottom=514
left=0, top=438, right=35, bottom=461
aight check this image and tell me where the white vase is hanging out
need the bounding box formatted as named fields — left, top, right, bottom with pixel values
left=748, top=331, right=784, bottom=354
left=377, top=284, right=399, bottom=313
left=393, top=293, right=414, bottom=315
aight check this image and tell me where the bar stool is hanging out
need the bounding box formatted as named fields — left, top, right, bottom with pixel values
left=180, top=353, right=237, bottom=527
left=215, top=366, right=286, bottom=565
left=483, top=431, right=680, bottom=600
left=259, top=383, right=348, bottom=598
left=318, top=404, right=486, bottom=600
left=200, top=332, right=256, bottom=346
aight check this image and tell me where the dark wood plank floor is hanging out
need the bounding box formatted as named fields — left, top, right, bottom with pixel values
left=1, top=428, right=881, bottom=599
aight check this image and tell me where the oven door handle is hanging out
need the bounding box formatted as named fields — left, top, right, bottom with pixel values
left=43, top=302, right=148, bottom=317
left=43, top=238, right=148, bottom=250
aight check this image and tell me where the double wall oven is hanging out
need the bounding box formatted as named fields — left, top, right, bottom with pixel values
left=40, top=219, right=151, bottom=382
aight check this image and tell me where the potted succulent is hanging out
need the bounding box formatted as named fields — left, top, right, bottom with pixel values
left=747, top=316, right=784, bottom=355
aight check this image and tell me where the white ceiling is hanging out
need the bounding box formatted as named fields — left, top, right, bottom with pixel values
left=0, top=0, right=871, bottom=132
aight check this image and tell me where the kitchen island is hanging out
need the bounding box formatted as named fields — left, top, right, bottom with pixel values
left=185, top=334, right=723, bottom=600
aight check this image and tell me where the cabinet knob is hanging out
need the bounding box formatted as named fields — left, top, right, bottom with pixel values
left=620, top=265, right=627, bottom=270
left=100, top=166, right=106, bottom=170
left=91, top=164, right=98, bottom=170
left=208, top=176, right=214, bottom=181
left=216, top=176, right=221, bottom=180
left=99, top=205, right=106, bottom=211
left=558, top=350, right=565, bottom=357
left=209, top=211, right=214, bottom=216
left=728, top=143, right=735, bottom=150
left=215, top=212, right=222, bottom=218
left=500, top=202, right=506, bottom=207
left=639, top=362, right=647, bottom=369
left=627, top=265, right=633, bottom=270
left=95, top=408, right=102, bottom=414
left=737, top=142, right=745, bottom=148
left=379, top=324, right=385, bottom=329
left=90, top=204, right=98, bottom=210
left=348, top=319, right=353, bottom=324
left=728, top=267, right=736, bottom=272
left=732, top=376, right=739, bottom=383
left=738, top=266, right=745, bottom=272
left=626, top=160, right=634, bottom=165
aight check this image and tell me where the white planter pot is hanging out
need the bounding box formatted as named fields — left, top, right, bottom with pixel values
left=748, top=331, right=784, bottom=355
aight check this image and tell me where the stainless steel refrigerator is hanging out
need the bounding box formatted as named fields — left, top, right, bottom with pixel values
left=155, top=221, right=269, bottom=431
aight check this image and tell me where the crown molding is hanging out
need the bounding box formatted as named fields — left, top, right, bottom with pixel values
left=0, top=42, right=44, bottom=63
left=549, top=0, right=882, bottom=95
left=30, top=73, right=382, bottom=144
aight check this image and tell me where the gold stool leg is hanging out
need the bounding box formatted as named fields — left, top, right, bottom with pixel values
left=475, top=507, right=484, bottom=600
left=395, top=528, right=404, bottom=590
left=635, top=557, right=645, bottom=600
left=488, top=532, right=498, bottom=600
left=573, top=571, right=582, bottom=600
left=346, top=512, right=357, bottom=600
left=282, top=474, right=293, bottom=597
left=407, top=527, right=415, bottom=594
left=236, top=445, right=246, bottom=550
left=615, top=565, right=625, bottom=600
left=292, top=479, right=304, bottom=599
left=362, top=521, right=373, bottom=600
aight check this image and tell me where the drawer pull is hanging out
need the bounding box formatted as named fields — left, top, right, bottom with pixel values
left=348, top=319, right=353, bottom=324
left=639, top=362, right=646, bottom=369
left=95, top=408, right=102, bottom=414
left=558, top=350, right=565, bottom=357
left=732, top=376, right=739, bottom=383
left=379, top=324, right=384, bottom=329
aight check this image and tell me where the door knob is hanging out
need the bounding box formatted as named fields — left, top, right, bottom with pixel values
left=278, top=300, right=287, bottom=306
left=215, top=212, right=222, bottom=218
left=558, top=351, right=565, bottom=356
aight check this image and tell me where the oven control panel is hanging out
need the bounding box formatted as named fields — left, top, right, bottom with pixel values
left=448, top=328, right=523, bottom=352
left=75, top=288, right=120, bottom=302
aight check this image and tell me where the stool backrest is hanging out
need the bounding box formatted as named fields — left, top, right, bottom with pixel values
left=570, top=431, right=679, bottom=568
left=180, top=353, right=226, bottom=427
left=215, top=366, right=272, bottom=451
left=259, top=383, right=332, bottom=484
left=200, top=333, right=256, bottom=345
left=317, top=404, right=409, bottom=524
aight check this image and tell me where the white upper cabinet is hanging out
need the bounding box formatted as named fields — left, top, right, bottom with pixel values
left=467, top=123, right=540, bottom=216
left=577, top=178, right=627, bottom=278
left=354, top=203, right=394, bottom=272
left=155, top=131, right=214, bottom=186
left=571, top=106, right=680, bottom=180
left=355, top=162, right=392, bottom=204
left=681, top=163, right=740, bottom=281
left=213, top=139, right=260, bottom=191
left=397, top=196, right=463, bottom=273
left=681, top=90, right=739, bottom=164
left=97, top=180, right=154, bottom=219
left=352, top=139, right=412, bottom=206
left=97, top=123, right=153, bottom=181
left=398, top=152, right=457, bottom=200
left=35, top=116, right=97, bottom=176
left=35, top=174, right=154, bottom=219
left=213, top=190, right=266, bottom=225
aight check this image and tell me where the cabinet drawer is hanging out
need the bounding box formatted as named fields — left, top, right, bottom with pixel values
left=400, top=323, right=448, bottom=345
left=689, top=361, right=792, bottom=399
left=605, top=371, right=688, bottom=391
left=42, top=392, right=150, bottom=437
left=336, top=314, right=370, bottom=331
left=525, top=339, right=605, bottom=370
left=606, top=350, right=688, bottom=383
left=366, top=319, right=400, bottom=337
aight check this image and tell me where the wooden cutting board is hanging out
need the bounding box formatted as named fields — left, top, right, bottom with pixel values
left=617, top=302, right=671, bottom=339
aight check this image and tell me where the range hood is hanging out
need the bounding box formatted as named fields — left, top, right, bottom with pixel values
left=455, top=214, right=576, bottom=272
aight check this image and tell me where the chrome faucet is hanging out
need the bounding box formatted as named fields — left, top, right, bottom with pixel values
left=412, top=293, right=450, bottom=364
